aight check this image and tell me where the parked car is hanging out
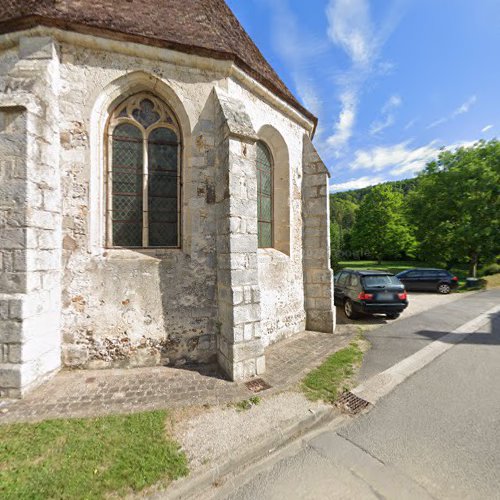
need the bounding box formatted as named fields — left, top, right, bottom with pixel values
left=395, top=268, right=459, bottom=294
left=334, top=270, right=408, bottom=320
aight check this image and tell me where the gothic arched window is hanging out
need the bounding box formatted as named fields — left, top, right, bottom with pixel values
left=107, top=93, right=181, bottom=248
left=256, top=141, right=273, bottom=248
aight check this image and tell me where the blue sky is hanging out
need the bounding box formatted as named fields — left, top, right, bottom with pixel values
left=226, top=0, right=500, bottom=192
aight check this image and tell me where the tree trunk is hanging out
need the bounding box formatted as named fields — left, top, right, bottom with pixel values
left=469, top=252, right=479, bottom=278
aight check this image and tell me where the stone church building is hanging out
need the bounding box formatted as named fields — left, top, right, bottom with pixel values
left=0, top=0, right=335, bottom=398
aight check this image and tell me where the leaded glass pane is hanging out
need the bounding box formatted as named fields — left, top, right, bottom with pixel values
left=148, top=127, right=179, bottom=247
left=256, top=141, right=273, bottom=248
left=260, top=170, right=272, bottom=196
left=112, top=123, right=143, bottom=247
left=132, top=99, right=161, bottom=129
left=259, top=222, right=272, bottom=248
left=260, top=196, right=272, bottom=223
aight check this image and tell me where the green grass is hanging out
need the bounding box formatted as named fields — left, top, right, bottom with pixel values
left=0, top=411, right=188, bottom=500
left=302, top=340, right=365, bottom=404
left=232, top=396, right=262, bottom=411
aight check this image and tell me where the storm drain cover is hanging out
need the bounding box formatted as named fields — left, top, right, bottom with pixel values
left=245, top=378, right=271, bottom=393
left=336, top=391, right=371, bottom=415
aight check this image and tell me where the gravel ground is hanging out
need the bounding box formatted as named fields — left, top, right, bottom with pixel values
left=336, top=291, right=469, bottom=331
left=174, top=392, right=329, bottom=471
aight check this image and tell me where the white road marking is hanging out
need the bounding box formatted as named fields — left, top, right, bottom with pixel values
left=352, top=304, right=500, bottom=404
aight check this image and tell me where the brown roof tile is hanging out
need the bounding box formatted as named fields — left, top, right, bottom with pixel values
left=0, top=0, right=316, bottom=126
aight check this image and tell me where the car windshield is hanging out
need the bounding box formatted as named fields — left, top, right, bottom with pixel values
left=362, top=275, right=401, bottom=288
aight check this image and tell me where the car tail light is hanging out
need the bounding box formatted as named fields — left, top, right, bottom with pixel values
left=452, top=276, right=458, bottom=282
left=358, top=292, right=374, bottom=300
left=398, top=292, right=407, bottom=300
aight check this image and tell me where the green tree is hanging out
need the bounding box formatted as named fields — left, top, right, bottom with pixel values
left=408, top=140, right=500, bottom=277
left=330, top=197, right=358, bottom=258
left=350, top=184, right=415, bottom=263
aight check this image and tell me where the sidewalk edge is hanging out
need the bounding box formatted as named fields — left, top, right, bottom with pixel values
left=161, top=406, right=336, bottom=500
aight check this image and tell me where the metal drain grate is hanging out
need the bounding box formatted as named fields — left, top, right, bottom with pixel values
left=336, top=391, right=370, bottom=415
left=245, top=378, right=271, bottom=393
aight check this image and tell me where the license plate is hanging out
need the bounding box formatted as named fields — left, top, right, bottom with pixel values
left=378, top=292, right=393, bottom=301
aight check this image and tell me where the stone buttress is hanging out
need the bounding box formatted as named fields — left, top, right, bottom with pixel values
left=302, top=136, right=335, bottom=334
left=0, top=37, right=62, bottom=397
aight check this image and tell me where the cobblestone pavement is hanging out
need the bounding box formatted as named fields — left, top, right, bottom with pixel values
left=0, top=329, right=354, bottom=424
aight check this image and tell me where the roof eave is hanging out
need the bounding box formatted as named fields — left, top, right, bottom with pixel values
left=0, top=15, right=318, bottom=133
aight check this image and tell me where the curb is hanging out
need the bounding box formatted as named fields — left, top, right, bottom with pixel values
left=158, top=405, right=336, bottom=500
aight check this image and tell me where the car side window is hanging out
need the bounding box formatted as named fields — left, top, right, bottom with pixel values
left=337, top=272, right=349, bottom=286
left=350, top=275, right=360, bottom=287
left=406, top=271, right=421, bottom=278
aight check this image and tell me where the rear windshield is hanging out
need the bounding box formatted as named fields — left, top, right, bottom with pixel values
left=362, top=275, right=401, bottom=287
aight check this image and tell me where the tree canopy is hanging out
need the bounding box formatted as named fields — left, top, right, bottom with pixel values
left=350, top=184, right=415, bottom=263
left=408, top=140, right=500, bottom=276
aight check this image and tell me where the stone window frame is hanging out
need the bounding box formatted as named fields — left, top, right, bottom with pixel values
left=257, top=125, right=291, bottom=256
left=105, top=92, right=182, bottom=249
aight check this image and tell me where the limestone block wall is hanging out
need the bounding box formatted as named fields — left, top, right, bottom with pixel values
left=302, top=137, right=335, bottom=333
left=228, top=79, right=308, bottom=346
left=57, top=42, right=224, bottom=368
left=0, top=37, right=62, bottom=397
left=214, top=89, right=265, bottom=380
left=1, top=28, right=327, bottom=392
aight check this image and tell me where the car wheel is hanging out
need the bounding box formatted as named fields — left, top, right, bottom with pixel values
left=386, top=313, right=400, bottom=320
left=437, top=283, right=451, bottom=294
left=344, top=299, right=359, bottom=320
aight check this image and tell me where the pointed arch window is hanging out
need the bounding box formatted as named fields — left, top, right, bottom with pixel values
left=107, top=93, right=181, bottom=248
left=256, top=141, right=273, bottom=248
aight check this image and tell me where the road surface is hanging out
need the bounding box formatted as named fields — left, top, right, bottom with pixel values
left=216, top=289, right=500, bottom=499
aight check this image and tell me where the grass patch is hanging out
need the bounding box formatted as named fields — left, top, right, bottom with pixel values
left=0, top=411, right=188, bottom=500
left=232, top=396, right=262, bottom=412
left=302, top=339, right=365, bottom=404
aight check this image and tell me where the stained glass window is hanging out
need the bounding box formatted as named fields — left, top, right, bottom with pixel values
left=112, top=124, right=143, bottom=247
left=257, top=141, right=273, bottom=248
left=108, top=93, right=180, bottom=248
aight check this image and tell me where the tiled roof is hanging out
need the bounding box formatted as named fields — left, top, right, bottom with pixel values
left=1, top=0, right=316, bottom=125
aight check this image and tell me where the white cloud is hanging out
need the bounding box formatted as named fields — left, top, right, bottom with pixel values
left=326, top=0, right=374, bottom=68
left=404, top=118, right=418, bottom=130
left=322, top=0, right=407, bottom=157
left=369, top=94, right=402, bottom=135
left=453, top=95, right=477, bottom=117
left=482, top=124, right=494, bottom=133
left=350, top=139, right=478, bottom=176
left=266, top=0, right=328, bottom=119
left=427, top=95, right=477, bottom=129
left=330, top=175, right=385, bottom=192
left=325, top=90, right=358, bottom=153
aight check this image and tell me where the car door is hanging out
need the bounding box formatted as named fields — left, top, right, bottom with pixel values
left=420, top=270, right=439, bottom=291
left=399, top=270, right=422, bottom=291
left=334, top=272, right=350, bottom=305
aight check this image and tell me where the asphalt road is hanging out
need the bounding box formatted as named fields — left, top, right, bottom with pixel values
left=217, top=289, right=500, bottom=500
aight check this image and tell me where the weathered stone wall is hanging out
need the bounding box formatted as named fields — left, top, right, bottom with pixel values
left=302, top=136, right=335, bottom=333
left=228, top=79, right=308, bottom=346
left=214, top=88, right=265, bottom=380
left=0, top=37, right=62, bottom=397
left=57, top=42, right=222, bottom=368
left=1, top=29, right=328, bottom=391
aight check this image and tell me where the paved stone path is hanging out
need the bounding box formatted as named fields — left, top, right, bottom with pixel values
left=0, top=329, right=353, bottom=424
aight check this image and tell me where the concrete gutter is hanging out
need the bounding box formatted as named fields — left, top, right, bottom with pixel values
left=156, top=406, right=337, bottom=500
left=352, top=304, right=500, bottom=405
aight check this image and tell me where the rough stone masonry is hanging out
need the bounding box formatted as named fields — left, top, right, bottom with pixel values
left=0, top=0, right=335, bottom=398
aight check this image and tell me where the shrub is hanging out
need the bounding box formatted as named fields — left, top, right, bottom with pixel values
left=480, top=263, right=500, bottom=276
